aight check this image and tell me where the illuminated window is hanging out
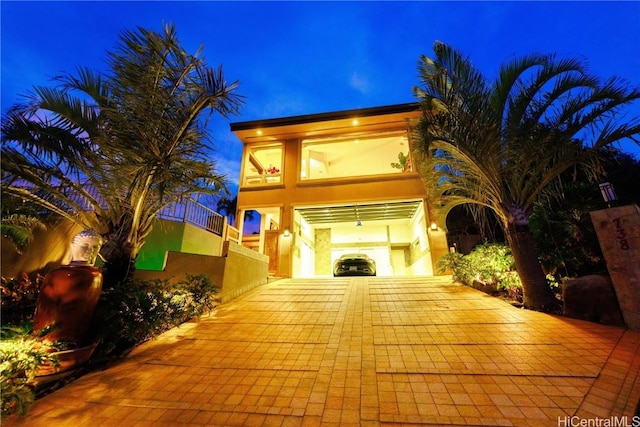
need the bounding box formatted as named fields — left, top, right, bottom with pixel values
left=243, top=143, right=283, bottom=186
left=300, top=132, right=411, bottom=180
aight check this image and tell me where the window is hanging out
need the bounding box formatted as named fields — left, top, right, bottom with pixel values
left=300, top=131, right=411, bottom=181
left=243, top=143, right=283, bottom=186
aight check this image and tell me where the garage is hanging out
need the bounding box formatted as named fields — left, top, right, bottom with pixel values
left=291, top=200, right=434, bottom=278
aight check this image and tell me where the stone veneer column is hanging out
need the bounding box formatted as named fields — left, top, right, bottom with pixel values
left=590, top=204, right=640, bottom=330
left=315, top=228, right=332, bottom=275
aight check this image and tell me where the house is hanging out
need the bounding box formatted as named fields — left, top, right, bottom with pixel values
left=230, top=102, right=449, bottom=278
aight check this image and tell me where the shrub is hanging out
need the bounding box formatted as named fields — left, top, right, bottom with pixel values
left=0, top=323, right=59, bottom=418
left=0, top=274, right=42, bottom=325
left=0, top=273, right=219, bottom=416
left=437, top=242, right=524, bottom=303
left=435, top=252, right=470, bottom=283
left=88, top=274, right=219, bottom=359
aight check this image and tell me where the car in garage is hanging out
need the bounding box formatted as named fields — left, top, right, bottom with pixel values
left=333, top=253, right=376, bottom=276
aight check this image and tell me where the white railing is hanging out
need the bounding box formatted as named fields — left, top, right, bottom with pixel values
left=159, top=199, right=225, bottom=236
left=7, top=181, right=229, bottom=237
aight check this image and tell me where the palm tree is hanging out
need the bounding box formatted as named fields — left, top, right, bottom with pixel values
left=413, top=41, right=640, bottom=311
left=1, top=23, right=244, bottom=285
left=216, top=196, right=238, bottom=226
left=1, top=214, right=47, bottom=254
left=215, top=196, right=257, bottom=228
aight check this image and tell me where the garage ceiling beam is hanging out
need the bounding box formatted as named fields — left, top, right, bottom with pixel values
left=297, top=201, right=421, bottom=225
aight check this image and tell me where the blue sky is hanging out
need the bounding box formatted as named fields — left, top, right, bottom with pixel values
left=2, top=1, right=639, bottom=191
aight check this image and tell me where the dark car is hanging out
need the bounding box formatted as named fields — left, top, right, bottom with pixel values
left=333, top=253, right=376, bottom=276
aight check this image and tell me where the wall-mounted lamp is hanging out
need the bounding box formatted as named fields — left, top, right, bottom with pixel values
left=599, top=182, right=617, bottom=207
left=430, top=222, right=438, bottom=231
left=283, top=229, right=291, bottom=237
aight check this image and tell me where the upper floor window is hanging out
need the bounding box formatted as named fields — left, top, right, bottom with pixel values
left=242, top=143, right=283, bottom=186
left=300, top=131, right=412, bottom=181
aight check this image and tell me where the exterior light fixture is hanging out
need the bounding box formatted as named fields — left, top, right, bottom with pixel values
left=599, top=182, right=617, bottom=207
left=430, top=222, right=438, bottom=231
left=352, top=119, right=359, bottom=126
left=356, top=220, right=363, bottom=227
left=256, top=130, right=263, bottom=136
left=283, top=229, right=291, bottom=237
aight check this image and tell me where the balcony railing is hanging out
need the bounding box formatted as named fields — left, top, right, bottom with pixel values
left=6, top=181, right=227, bottom=237
left=159, top=199, right=225, bottom=236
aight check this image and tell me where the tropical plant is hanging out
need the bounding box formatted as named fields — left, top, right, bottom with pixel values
left=1, top=23, right=244, bottom=286
left=530, top=147, right=640, bottom=278
left=0, top=322, right=60, bottom=417
left=437, top=242, right=523, bottom=303
left=87, top=275, right=219, bottom=358
left=215, top=195, right=257, bottom=227
left=0, top=215, right=47, bottom=255
left=390, top=151, right=412, bottom=172
left=1, top=273, right=43, bottom=326
left=413, top=41, right=640, bottom=311
left=216, top=195, right=238, bottom=226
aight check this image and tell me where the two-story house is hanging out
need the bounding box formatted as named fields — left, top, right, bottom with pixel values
left=230, top=103, right=449, bottom=278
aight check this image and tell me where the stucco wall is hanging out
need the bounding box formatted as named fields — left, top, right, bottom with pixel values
left=135, top=219, right=224, bottom=271
left=218, top=242, right=270, bottom=302
left=135, top=242, right=269, bottom=303
left=1, top=218, right=82, bottom=278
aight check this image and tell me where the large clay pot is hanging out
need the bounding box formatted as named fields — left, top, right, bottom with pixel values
left=33, top=264, right=103, bottom=343
left=32, top=229, right=104, bottom=345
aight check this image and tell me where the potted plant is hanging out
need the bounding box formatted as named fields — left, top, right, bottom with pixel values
left=390, top=152, right=412, bottom=172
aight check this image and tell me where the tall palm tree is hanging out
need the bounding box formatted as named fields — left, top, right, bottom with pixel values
left=1, top=23, right=243, bottom=285
left=413, top=41, right=640, bottom=311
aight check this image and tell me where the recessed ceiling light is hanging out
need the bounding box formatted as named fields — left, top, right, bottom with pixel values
left=352, top=119, right=359, bottom=126
left=256, top=130, right=263, bottom=136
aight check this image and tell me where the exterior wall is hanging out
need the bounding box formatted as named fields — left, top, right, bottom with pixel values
left=135, top=219, right=224, bottom=271
left=427, top=228, right=449, bottom=275
left=233, top=104, right=450, bottom=278
left=135, top=220, right=186, bottom=271
left=217, top=242, right=269, bottom=302
left=1, top=218, right=83, bottom=278
left=135, top=242, right=269, bottom=303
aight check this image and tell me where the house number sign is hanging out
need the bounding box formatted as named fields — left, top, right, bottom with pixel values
left=612, top=217, right=630, bottom=251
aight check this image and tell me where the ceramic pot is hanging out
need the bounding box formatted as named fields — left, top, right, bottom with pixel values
left=33, top=264, right=103, bottom=344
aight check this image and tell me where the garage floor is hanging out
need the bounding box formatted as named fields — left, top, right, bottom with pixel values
left=6, top=277, right=639, bottom=426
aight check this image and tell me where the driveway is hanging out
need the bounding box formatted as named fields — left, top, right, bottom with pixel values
left=5, top=276, right=639, bottom=426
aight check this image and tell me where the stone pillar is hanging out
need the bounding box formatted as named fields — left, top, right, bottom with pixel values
left=590, top=205, right=640, bottom=330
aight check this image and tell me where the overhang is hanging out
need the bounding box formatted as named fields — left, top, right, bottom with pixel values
left=230, top=102, right=421, bottom=144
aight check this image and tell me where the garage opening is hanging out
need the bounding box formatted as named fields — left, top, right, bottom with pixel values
left=291, top=200, right=433, bottom=278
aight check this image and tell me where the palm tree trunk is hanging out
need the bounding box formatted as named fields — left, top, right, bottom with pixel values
left=100, top=234, right=136, bottom=286
left=506, top=224, right=558, bottom=311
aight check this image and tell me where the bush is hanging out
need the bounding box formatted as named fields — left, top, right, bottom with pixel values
left=88, top=274, right=219, bottom=359
left=0, top=323, right=59, bottom=418
left=437, top=242, right=523, bottom=302
left=0, top=274, right=42, bottom=325
left=0, top=272, right=219, bottom=417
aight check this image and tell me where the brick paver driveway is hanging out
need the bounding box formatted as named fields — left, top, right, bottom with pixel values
left=5, top=276, right=639, bottom=426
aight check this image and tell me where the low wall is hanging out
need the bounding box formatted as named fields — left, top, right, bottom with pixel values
left=135, top=219, right=225, bottom=271
left=135, top=241, right=269, bottom=303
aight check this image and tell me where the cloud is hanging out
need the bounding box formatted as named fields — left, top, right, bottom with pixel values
left=349, top=72, right=369, bottom=95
